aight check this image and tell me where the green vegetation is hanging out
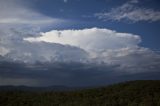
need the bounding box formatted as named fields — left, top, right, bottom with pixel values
left=0, top=80, right=160, bottom=106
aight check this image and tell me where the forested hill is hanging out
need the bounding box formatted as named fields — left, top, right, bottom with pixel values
left=0, top=80, right=160, bottom=106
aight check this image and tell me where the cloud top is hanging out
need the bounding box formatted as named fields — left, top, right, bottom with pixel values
left=24, top=28, right=141, bottom=52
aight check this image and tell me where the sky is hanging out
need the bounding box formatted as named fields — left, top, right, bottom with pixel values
left=0, top=0, right=160, bottom=87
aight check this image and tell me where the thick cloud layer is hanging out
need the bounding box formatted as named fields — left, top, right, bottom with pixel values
left=24, top=28, right=160, bottom=73
left=0, top=28, right=159, bottom=73
left=0, top=61, right=160, bottom=86
left=0, top=27, right=160, bottom=86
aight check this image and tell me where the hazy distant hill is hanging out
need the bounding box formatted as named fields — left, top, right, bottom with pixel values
left=0, top=80, right=160, bottom=106
left=0, top=85, right=74, bottom=92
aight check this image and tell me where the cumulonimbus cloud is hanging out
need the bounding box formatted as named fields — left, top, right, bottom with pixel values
left=0, top=27, right=160, bottom=86
left=1, top=27, right=160, bottom=74
left=23, top=28, right=160, bottom=73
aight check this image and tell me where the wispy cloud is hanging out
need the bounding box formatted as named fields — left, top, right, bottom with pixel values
left=0, top=17, right=63, bottom=25
left=95, top=0, right=160, bottom=22
left=0, top=0, right=66, bottom=27
left=63, top=0, right=68, bottom=3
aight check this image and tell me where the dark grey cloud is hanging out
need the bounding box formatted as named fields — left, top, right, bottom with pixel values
left=0, top=61, right=160, bottom=87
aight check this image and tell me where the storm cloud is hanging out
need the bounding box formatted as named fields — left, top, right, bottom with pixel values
left=0, top=0, right=160, bottom=87
left=0, top=27, right=160, bottom=86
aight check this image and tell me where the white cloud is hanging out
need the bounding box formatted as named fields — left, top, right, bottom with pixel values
left=24, top=28, right=141, bottom=52
left=95, top=1, right=160, bottom=22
